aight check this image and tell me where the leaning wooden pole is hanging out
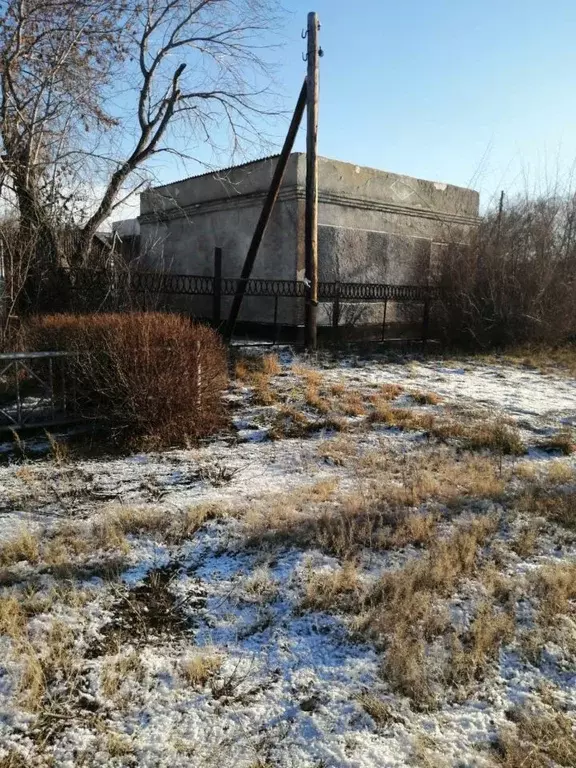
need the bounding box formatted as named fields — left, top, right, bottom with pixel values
left=304, top=11, right=320, bottom=350
left=224, top=80, right=307, bottom=341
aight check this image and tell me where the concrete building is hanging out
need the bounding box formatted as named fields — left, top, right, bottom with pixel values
left=138, top=153, right=479, bottom=327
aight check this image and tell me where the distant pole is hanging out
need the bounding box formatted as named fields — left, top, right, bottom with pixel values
left=304, top=11, right=320, bottom=350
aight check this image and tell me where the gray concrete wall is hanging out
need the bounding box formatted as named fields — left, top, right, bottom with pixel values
left=138, top=153, right=479, bottom=327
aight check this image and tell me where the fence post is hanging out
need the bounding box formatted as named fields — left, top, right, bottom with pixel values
left=273, top=295, right=279, bottom=344
left=381, top=299, right=388, bottom=342
left=332, top=283, right=341, bottom=342
left=213, top=247, right=222, bottom=328
left=422, top=298, right=430, bottom=345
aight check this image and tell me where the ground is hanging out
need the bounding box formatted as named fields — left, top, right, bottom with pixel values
left=0, top=348, right=575, bottom=768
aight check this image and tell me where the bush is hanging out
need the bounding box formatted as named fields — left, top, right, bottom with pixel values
left=435, top=194, right=576, bottom=348
left=22, top=313, right=228, bottom=447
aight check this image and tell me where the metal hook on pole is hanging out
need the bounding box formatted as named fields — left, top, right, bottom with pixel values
left=302, top=52, right=308, bottom=61
left=301, top=28, right=308, bottom=38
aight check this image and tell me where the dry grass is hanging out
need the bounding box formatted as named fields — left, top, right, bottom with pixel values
left=247, top=450, right=505, bottom=559
left=242, top=566, right=279, bottom=604
left=14, top=620, right=77, bottom=712
left=317, top=436, right=359, bottom=465
left=517, top=487, right=576, bottom=530
left=379, top=383, right=404, bottom=400
left=410, top=391, right=443, bottom=406
left=503, top=345, right=576, bottom=378
left=356, top=692, right=394, bottom=726
left=368, top=400, right=525, bottom=456
left=100, top=651, right=145, bottom=699
left=545, top=461, right=576, bottom=484
left=448, top=602, right=515, bottom=685
left=261, top=354, right=282, bottom=376
left=532, top=562, right=576, bottom=624
left=0, top=530, right=40, bottom=567
left=251, top=372, right=277, bottom=406
left=352, top=517, right=500, bottom=706
left=0, top=504, right=225, bottom=577
left=538, top=428, right=576, bottom=455
left=181, top=651, right=222, bottom=687
left=460, top=422, right=525, bottom=455
left=0, top=594, right=27, bottom=641
left=45, top=431, right=70, bottom=465
left=510, top=525, right=539, bottom=557
left=292, top=364, right=323, bottom=387
left=106, top=733, right=135, bottom=758
left=301, top=561, right=364, bottom=613
left=305, top=384, right=331, bottom=414
left=494, top=703, right=576, bottom=767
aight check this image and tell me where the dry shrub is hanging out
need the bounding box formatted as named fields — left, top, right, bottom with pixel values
left=495, top=703, right=576, bottom=767
left=435, top=194, right=576, bottom=348
left=22, top=313, right=228, bottom=447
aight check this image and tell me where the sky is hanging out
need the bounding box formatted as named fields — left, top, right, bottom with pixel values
left=114, top=0, right=576, bottom=221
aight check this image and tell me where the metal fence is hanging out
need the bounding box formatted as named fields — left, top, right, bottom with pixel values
left=0, top=351, right=80, bottom=431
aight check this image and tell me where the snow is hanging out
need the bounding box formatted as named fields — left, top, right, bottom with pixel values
left=0, top=352, right=575, bottom=766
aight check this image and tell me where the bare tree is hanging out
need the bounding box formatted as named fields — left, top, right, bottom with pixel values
left=0, top=0, right=282, bottom=283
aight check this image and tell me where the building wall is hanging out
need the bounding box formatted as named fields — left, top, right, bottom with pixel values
left=138, top=153, right=479, bottom=327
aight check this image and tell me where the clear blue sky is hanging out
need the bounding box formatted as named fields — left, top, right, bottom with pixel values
left=118, top=0, right=576, bottom=219
left=278, top=0, right=576, bottom=207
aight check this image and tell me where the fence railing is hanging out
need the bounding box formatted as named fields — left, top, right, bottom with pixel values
left=42, top=262, right=441, bottom=343
left=0, top=351, right=80, bottom=431
left=65, top=267, right=439, bottom=302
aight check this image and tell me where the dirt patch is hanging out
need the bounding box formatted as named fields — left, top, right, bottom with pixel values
left=92, top=564, right=206, bottom=654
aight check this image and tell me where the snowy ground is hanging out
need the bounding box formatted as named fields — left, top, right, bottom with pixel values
left=0, top=349, right=575, bottom=767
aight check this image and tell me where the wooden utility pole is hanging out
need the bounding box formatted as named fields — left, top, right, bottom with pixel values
left=304, top=11, right=320, bottom=350
left=224, top=80, right=308, bottom=340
